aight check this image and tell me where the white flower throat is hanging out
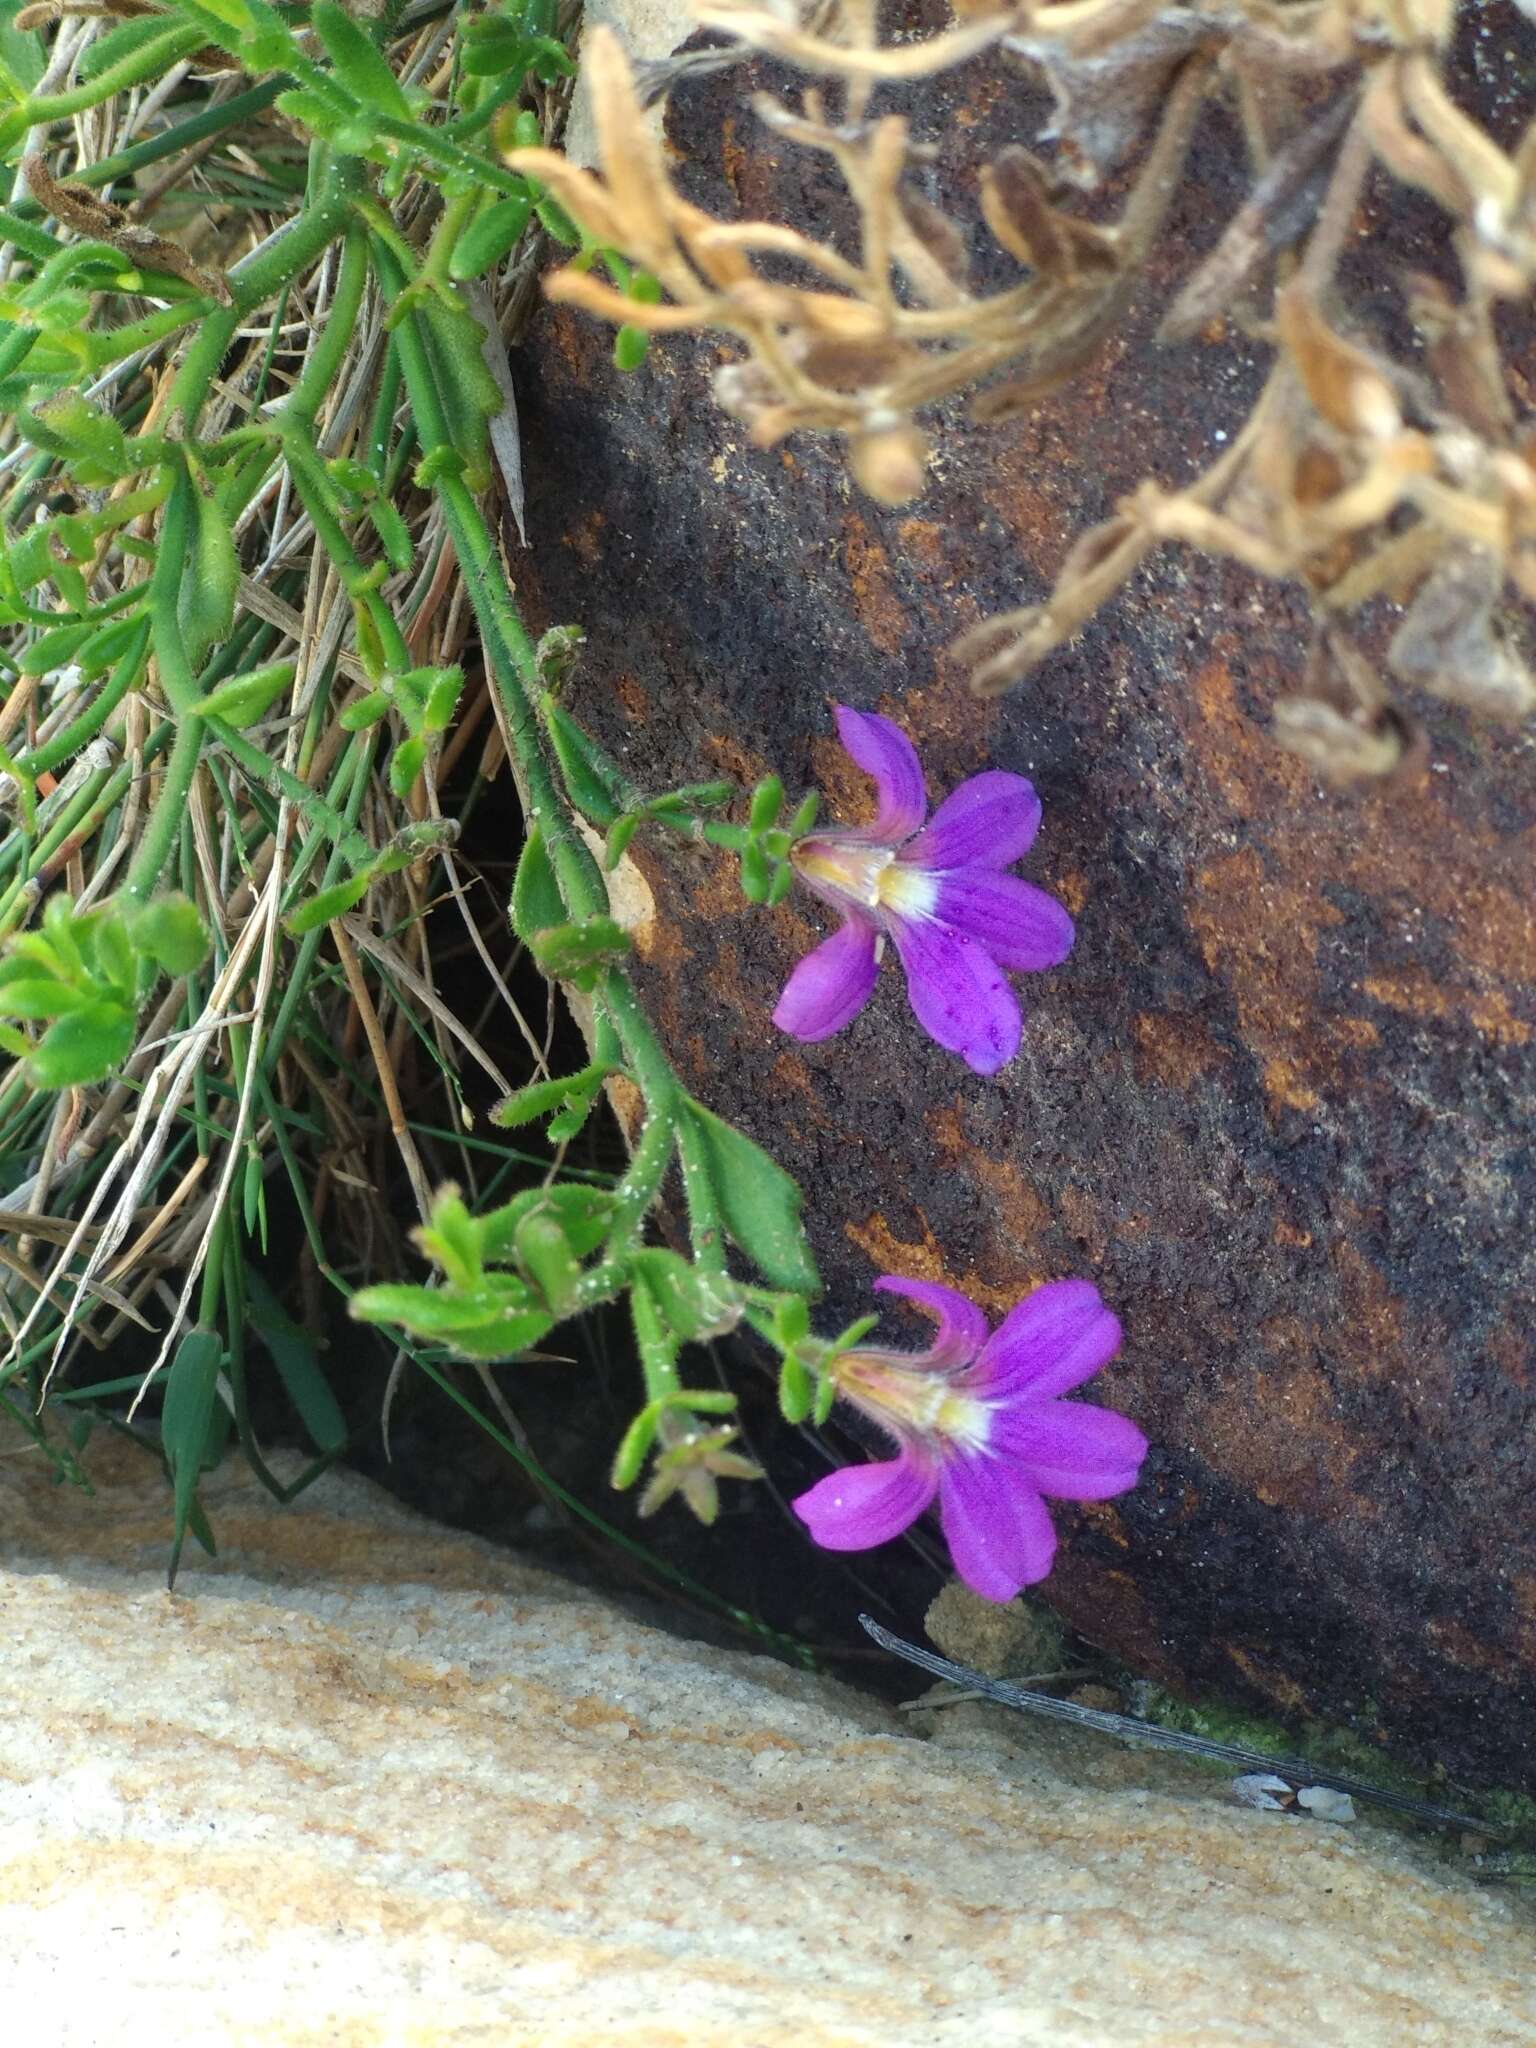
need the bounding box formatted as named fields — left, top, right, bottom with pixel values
left=794, top=839, right=939, bottom=918
left=833, top=1348, right=992, bottom=1456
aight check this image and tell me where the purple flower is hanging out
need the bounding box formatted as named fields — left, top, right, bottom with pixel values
left=792, top=1275, right=1147, bottom=1602
left=773, top=706, right=1074, bottom=1075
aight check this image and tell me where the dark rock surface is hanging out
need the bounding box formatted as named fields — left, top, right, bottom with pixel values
left=512, top=5, right=1536, bottom=1784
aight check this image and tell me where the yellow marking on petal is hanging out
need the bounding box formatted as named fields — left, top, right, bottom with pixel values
left=794, top=840, right=893, bottom=908
left=876, top=863, right=939, bottom=919
left=833, top=1350, right=991, bottom=1455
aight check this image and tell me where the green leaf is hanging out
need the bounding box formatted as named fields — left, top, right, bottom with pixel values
left=448, top=191, right=534, bottom=282
left=629, top=1249, right=744, bottom=1342
left=161, top=1327, right=223, bottom=1587
left=274, top=89, right=346, bottom=139
left=613, top=324, right=649, bottom=373
left=542, top=694, right=627, bottom=826
left=682, top=1099, right=819, bottom=1294
left=90, top=908, right=134, bottom=995
left=749, top=776, right=784, bottom=831
left=367, top=498, right=413, bottom=574
left=79, top=14, right=175, bottom=81
left=415, top=1187, right=484, bottom=1288
left=534, top=193, right=580, bottom=248
left=492, top=1063, right=613, bottom=1130
left=479, top=1184, right=615, bottom=1262
left=186, top=0, right=257, bottom=33
left=194, top=0, right=290, bottom=66
left=545, top=1093, right=599, bottom=1145
left=245, top=1267, right=346, bottom=1455
left=739, top=838, right=770, bottom=903
left=312, top=0, right=415, bottom=121
left=610, top=1402, right=661, bottom=1491
left=644, top=780, right=736, bottom=817
left=178, top=481, right=238, bottom=668
left=27, top=1002, right=136, bottom=1088
left=0, top=0, right=44, bottom=88
left=603, top=815, right=639, bottom=869
left=284, top=873, right=371, bottom=936
left=350, top=1280, right=553, bottom=1360
left=0, top=977, right=97, bottom=1020
left=510, top=825, right=565, bottom=941
left=23, top=393, right=129, bottom=484
left=528, top=916, right=629, bottom=982
left=74, top=611, right=147, bottom=678
left=191, top=658, right=295, bottom=725
left=773, top=1293, right=810, bottom=1346
left=20, top=620, right=94, bottom=676
left=126, top=894, right=209, bottom=976
left=512, top=1210, right=581, bottom=1314
left=339, top=688, right=391, bottom=731
left=6, top=520, right=55, bottom=594
left=388, top=734, right=426, bottom=799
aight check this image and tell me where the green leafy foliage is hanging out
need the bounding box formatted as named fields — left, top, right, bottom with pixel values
left=0, top=891, right=208, bottom=1088
left=0, top=0, right=835, bottom=1584
left=461, top=0, right=575, bottom=84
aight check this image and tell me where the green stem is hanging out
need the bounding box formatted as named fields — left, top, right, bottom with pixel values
left=260, top=731, right=378, bottom=1080
left=0, top=24, right=206, bottom=150
left=15, top=617, right=150, bottom=780
left=122, top=471, right=200, bottom=904
left=284, top=222, right=370, bottom=425
left=375, top=232, right=745, bottom=1281
left=206, top=716, right=375, bottom=870
left=83, top=162, right=365, bottom=372
left=603, top=1112, right=674, bottom=1256
left=19, top=81, right=286, bottom=205
left=602, top=968, right=727, bottom=1275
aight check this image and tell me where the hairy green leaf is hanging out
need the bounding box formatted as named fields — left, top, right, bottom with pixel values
left=682, top=1099, right=819, bottom=1294
left=510, top=824, right=565, bottom=940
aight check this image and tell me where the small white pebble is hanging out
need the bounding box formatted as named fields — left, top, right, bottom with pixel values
left=1232, top=1772, right=1292, bottom=1812
left=1298, top=1786, right=1356, bottom=1825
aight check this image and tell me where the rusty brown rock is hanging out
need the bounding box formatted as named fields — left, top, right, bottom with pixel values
left=511, top=5, right=1536, bottom=1784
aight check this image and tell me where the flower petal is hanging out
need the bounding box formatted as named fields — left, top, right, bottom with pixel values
left=938, top=1455, right=1057, bottom=1599
left=792, top=1454, right=938, bottom=1551
left=873, top=1274, right=988, bottom=1369
left=773, top=919, right=880, bottom=1042
left=904, top=771, right=1041, bottom=871
left=976, top=1278, right=1122, bottom=1399
left=889, top=916, right=1022, bottom=1074
left=834, top=705, right=927, bottom=841
left=930, top=871, right=1075, bottom=973
left=994, top=1400, right=1148, bottom=1500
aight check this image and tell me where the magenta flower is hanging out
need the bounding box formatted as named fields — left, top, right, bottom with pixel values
left=773, top=706, right=1074, bottom=1074
left=792, top=1275, right=1147, bottom=1602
